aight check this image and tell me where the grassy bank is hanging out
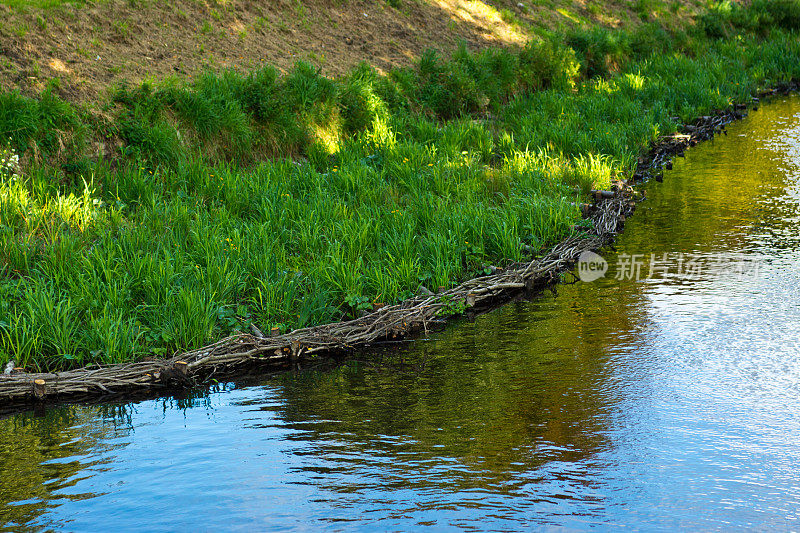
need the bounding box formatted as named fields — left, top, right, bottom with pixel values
left=1, top=1, right=800, bottom=371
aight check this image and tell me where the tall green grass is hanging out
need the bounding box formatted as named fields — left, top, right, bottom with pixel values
left=1, top=1, right=800, bottom=371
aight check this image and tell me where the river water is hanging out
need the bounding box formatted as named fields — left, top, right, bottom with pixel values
left=2, top=97, right=800, bottom=532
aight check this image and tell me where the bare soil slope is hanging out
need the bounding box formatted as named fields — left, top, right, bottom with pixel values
left=0, top=0, right=702, bottom=103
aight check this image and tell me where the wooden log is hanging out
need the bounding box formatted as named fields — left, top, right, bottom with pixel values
left=592, top=190, right=615, bottom=201
left=173, top=361, right=188, bottom=377
left=33, top=379, right=46, bottom=399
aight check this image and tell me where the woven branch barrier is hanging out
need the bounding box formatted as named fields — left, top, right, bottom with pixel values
left=8, top=89, right=783, bottom=404
left=0, top=191, right=634, bottom=403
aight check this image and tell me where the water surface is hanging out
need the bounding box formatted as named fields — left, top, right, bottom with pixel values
left=2, top=97, right=800, bottom=532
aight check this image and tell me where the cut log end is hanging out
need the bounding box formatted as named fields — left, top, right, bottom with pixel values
left=33, top=379, right=46, bottom=399
left=173, top=361, right=188, bottom=377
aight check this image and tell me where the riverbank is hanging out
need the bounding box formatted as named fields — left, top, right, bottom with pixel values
left=1, top=91, right=771, bottom=403
left=0, top=190, right=634, bottom=402
left=1, top=1, right=800, bottom=386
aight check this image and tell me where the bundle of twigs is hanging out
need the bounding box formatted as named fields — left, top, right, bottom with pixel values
left=637, top=105, right=752, bottom=177
left=0, top=191, right=633, bottom=403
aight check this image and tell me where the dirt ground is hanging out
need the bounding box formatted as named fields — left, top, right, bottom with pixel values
left=0, top=0, right=703, bottom=105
